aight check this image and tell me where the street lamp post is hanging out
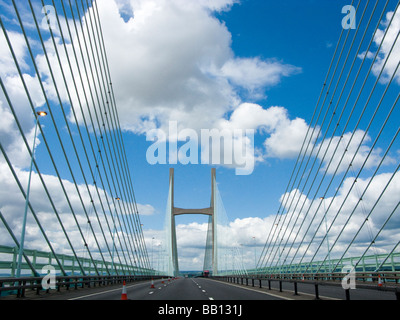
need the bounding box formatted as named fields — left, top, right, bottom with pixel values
left=111, top=197, right=121, bottom=274
left=16, top=111, right=47, bottom=278
left=252, top=237, right=256, bottom=270
left=320, top=197, right=332, bottom=273
left=151, top=237, right=155, bottom=272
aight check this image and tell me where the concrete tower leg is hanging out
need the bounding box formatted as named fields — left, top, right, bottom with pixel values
left=168, top=168, right=215, bottom=276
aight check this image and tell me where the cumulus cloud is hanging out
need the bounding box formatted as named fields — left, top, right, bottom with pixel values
left=1, top=0, right=310, bottom=176
left=96, top=0, right=301, bottom=134
left=217, top=104, right=314, bottom=167
left=0, top=160, right=156, bottom=261
left=137, top=203, right=156, bottom=216
left=220, top=57, right=301, bottom=98
left=0, top=0, right=304, bottom=272
left=269, top=171, right=400, bottom=266
left=2, top=0, right=399, bottom=274
left=315, top=130, right=396, bottom=175
left=151, top=170, right=400, bottom=271
left=360, top=7, right=400, bottom=84
left=0, top=30, right=29, bottom=74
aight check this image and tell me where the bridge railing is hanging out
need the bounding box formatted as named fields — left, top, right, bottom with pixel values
left=212, top=272, right=400, bottom=300
left=0, top=274, right=166, bottom=299
left=0, top=245, right=155, bottom=278
left=253, top=272, right=400, bottom=283
left=249, top=252, right=400, bottom=275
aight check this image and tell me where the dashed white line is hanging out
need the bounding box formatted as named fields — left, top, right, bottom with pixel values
left=68, top=282, right=144, bottom=300
left=200, top=278, right=294, bottom=301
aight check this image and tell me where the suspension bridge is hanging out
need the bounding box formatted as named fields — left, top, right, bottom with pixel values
left=0, top=0, right=400, bottom=301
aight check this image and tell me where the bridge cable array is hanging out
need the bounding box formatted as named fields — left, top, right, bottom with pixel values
left=0, top=0, right=151, bottom=276
left=257, top=0, right=400, bottom=274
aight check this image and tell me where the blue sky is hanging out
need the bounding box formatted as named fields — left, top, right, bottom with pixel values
left=113, top=0, right=400, bottom=270
left=1, top=0, right=399, bottom=272
left=127, top=0, right=356, bottom=226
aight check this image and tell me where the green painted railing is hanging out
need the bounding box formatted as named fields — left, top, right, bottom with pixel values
left=248, top=252, right=400, bottom=275
left=0, top=245, right=157, bottom=277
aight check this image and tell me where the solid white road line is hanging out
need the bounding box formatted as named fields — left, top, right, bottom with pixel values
left=199, top=278, right=294, bottom=301
left=68, top=282, right=145, bottom=300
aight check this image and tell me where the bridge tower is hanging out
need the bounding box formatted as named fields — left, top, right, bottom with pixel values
left=167, top=168, right=216, bottom=277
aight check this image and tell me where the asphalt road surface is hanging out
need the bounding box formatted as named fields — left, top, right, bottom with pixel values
left=66, top=277, right=285, bottom=301
left=5, top=276, right=397, bottom=301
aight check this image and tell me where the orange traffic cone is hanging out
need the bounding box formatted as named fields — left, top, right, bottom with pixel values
left=151, top=279, right=155, bottom=289
left=121, top=281, right=128, bottom=300
left=378, top=274, right=383, bottom=287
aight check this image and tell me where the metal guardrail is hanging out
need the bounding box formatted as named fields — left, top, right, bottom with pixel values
left=0, top=245, right=155, bottom=278
left=213, top=272, right=400, bottom=300
left=0, top=275, right=165, bottom=299
left=254, top=272, right=400, bottom=283
left=248, top=252, right=400, bottom=275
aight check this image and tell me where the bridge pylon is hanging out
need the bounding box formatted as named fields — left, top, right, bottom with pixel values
left=167, top=168, right=216, bottom=277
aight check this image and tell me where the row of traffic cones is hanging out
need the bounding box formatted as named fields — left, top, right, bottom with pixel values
left=121, top=281, right=128, bottom=300
left=121, top=277, right=179, bottom=300
left=378, top=274, right=383, bottom=287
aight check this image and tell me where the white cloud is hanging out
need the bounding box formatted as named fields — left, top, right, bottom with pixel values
left=0, top=26, right=47, bottom=170
left=0, top=160, right=156, bottom=262
left=0, top=99, right=41, bottom=169
left=218, top=103, right=314, bottom=161
left=220, top=57, right=301, bottom=98
left=137, top=203, right=156, bottom=216
left=2, top=0, right=398, bottom=274
left=0, top=30, right=29, bottom=74
left=361, top=7, right=400, bottom=84
left=208, top=103, right=394, bottom=175
left=315, top=130, right=396, bottom=175
left=264, top=117, right=313, bottom=159
left=1, top=0, right=306, bottom=178
left=271, top=171, right=400, bottom=265
left=219, top=104, right=288, bottom=132
left=95, top=0, right=301, bottom=134
left=149, top=170, right=400, bottom=271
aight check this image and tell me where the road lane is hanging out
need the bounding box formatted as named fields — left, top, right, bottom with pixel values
left=68, top=279, right=159, bottom=300
left=6, top=276, right=396, bottom=301
left=66, top=277, right=285, bottom=300
left=194, top=278, right=286, bottom=300
left=144, top=278, right=208, bottom=300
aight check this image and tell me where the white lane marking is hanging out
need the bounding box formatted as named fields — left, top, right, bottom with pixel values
left=199, top=278, right=294, bottom=301
left=68, top=282, right=144, bottom=300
